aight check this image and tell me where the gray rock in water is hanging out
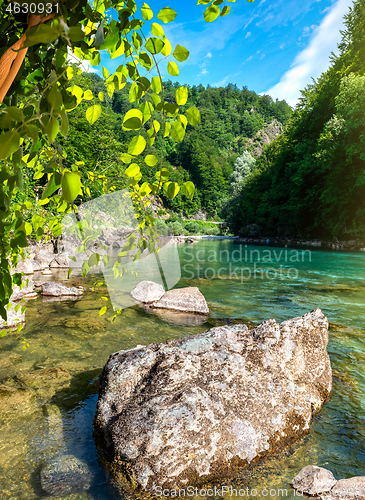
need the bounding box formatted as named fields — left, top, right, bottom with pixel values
left=130, top=280, right=165, bottom=303
left=320, top=477, right=365, bottom=500
left=292, top=465, right=337, bottom=496
left=14, top=257, right=34, bottom=275
left=41, top=282, right=84, bottom=297
left=94, top=308, right=332, bottom=491
left=40, top=454, right=92, bottom=496
left=151, top=286, right=209, bottom=314
left=50, top=254, right=70, bottom=268
left=11, top=281, right=35, bottom=301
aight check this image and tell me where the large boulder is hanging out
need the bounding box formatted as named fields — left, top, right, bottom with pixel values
left=130, top=281, right=165, bottom=303
left=151, top=286, right=209, bottom=314
left=94, top=309, right=332, bottom=491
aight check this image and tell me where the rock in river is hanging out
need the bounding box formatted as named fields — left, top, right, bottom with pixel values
left=151, top=286, right=209, bottom=314
left=41, top=282, right=84, bottom=298
left=130, top=280, right=165, bottom=303
left=41, top=453, right=93, bottom=496
left=94, top=308, right=332, bottom=491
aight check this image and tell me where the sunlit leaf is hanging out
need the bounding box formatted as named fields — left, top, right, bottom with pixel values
left=204, top=5, right=220, bottom=22
left=141, top=2, right=153, bottom=20
left=86, top=105, right=102, bottom=124
left=183, top=181, right=195, bottom=200
left=167, top=61, right=179, bottom=76
left=145, top=154, right=159, bottom=166
left=186, top=105, right=201, bottom=126
left=176, top=86, right=188, bottom=105
left=128, top=136, right=146, bottom=156
left=62, top=171, right=82, bottom=203
left=173, top=45, right=189, bottom=62
left=125, top=163, right=140, bottom=177
left=151, top=22, right=165, bottom=37
left=157, top=7, right=177, bottom=23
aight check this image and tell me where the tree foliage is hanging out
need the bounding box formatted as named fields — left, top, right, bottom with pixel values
left=0, top=0, right=255, bottom=327
left=228, top=0, right=365, bottom=239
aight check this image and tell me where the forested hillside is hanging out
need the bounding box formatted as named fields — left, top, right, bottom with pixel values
left=59, top=76, right=292, bottom=218
left=228, top=0, right=365, bottom=239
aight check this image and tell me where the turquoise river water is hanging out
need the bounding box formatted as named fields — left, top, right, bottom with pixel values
left=0, top=240, right=365, bottom=499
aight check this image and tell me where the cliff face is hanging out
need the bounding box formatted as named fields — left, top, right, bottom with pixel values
left=246, top=118, right=283, bottom=157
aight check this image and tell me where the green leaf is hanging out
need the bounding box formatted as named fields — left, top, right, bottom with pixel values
left=0, top=131, right=20, bottom=160
left=62, top=171, right=81, bottom=203
left=98, top=92, right=104, bottom=101
left=151, top=76, right=162, bottom=94
left=123, top=109, right=143, bottom=130
left=6, top=106, right=23, bottom=122
left=220, top=5, right=231, bottom=16
left=102, top=66, right=109, bottom=78
left=176, top=86, right=188, bottom=105
left=24, top=23, right=59, bottom=47
left=151, top=22, right=165, bottom=37
left=66, top=66, right=74, bottom=80
left=121, top=153, right=133, bottom=164
left=167, top=61, right=179, bottom=76
left=86, top=105, right=102, bottom=124
left=68, top=26, right=85, bottom=42
left=48, top=86, right=63, bottom=109
left=186, top=106, right=201, bottom=126
left=26, top=124, right=38, bottom=143
left=145, top=154, right=159, bottom=166
left=157, top=7, right=177, bottom=23
left=204, top=4, right=220, bottom=22
left=139, top=101, right=154, bottom=123
left=145, top=37, right=165, bottom=55
left=155, top=168, right=170, bottom=181
left=99, top=306, right=107, bottom=316
left=83, top=89, right=94, bottom=100
left=141, top=2, right=153, bottom=20
left=88, top=253, right=100, bottom=267
left=60, top=109, right=69, bottom=136
left=163, top=181, right=180, bottom=200
left=161, top=37, right=172, bottom=56
left=183, top=181, right=195, bottom=200
left=42, top=172, right=62, bottom=199
left=45, top=117, right=60, bottom=143
left=173, top=45, right=189, bottom=62
left=125, top=163, right=141, bottom=177
left=170, top=120, right=186, bottom=142
left=128, top=136, right=146, bottom=156
left=163, top=122, right=171, bottom=137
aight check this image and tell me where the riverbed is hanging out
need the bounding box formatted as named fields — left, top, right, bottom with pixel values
left=0, top=240, right=364, bottom=499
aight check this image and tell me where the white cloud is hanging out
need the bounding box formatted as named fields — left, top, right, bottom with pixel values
left=245, top=31, right=252, bottom=39
left=266, top=0, right=353, bottom=106
left=206, top=52, right=212, bottom=58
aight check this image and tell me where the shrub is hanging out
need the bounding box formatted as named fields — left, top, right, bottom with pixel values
left=167, top=221, right=184, bottom=235
left=184, top=221, right=201, bottom=234
left=205, top=225, right=220, bottom=236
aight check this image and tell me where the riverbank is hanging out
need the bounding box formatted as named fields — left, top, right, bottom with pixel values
left=236, top=236, right=365, bottom=251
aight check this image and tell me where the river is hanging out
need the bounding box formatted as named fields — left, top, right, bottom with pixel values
left=0, top=240, right=364, bottom=499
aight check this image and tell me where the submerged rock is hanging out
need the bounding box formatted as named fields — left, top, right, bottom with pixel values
left=94, top=309, right=332, bottom=491
left=130, top=280, right=165, bottom=303
left=291, top=465, right=337, bottom=495
left=292, top=467, right=365, bottom=500
left=151, top=286, right=209, bottom=314
left=41, top=454, right=93, bottom=496
left=41, top=282, right=84, bottom=297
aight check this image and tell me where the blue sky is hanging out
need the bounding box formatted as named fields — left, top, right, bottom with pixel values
left=96, top=0, right=354, bottom=106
